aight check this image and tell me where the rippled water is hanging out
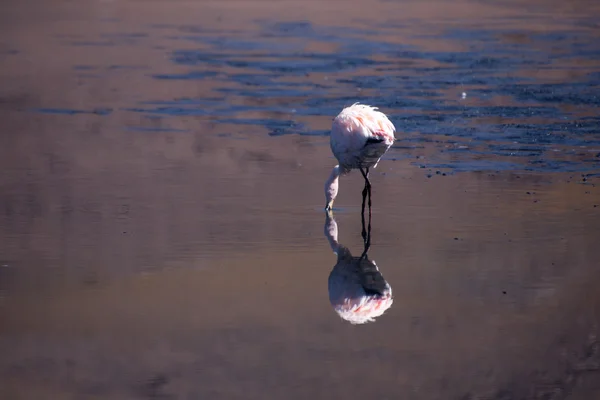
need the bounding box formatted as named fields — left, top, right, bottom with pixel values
left=32, top=1, right=600, bottom=173
left=1, top=0, right=600, bottom=399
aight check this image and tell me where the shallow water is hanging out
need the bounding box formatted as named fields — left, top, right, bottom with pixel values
left=1, top=0, right=600, bottom=399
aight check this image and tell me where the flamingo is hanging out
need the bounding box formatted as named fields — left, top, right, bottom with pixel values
left=324, top=103, right=396, bottom=212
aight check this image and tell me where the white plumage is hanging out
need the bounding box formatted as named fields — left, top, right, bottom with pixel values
left=325, top=103, right=396, bottom=210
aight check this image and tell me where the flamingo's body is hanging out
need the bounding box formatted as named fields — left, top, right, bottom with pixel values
left=325, top=103, right=395, bottom=210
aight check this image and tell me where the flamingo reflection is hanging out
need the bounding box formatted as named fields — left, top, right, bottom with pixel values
left=324, top=207, right=393, bottom=324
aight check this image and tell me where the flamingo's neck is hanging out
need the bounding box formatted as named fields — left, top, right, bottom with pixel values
left=325, top=165, right=341, bottom=210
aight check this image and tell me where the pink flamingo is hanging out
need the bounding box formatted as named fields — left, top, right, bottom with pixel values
left=324, top=103, right=396, bottom=211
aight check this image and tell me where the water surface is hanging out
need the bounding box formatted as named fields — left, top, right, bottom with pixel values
left=1, top=0, right=600, bottom=399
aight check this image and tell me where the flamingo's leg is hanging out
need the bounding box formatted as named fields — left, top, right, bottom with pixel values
left=360, top=167, right=372, bottom=205
left=366, top=167, right=372, bottom=210
left=359, top=167, right=373, bottom=246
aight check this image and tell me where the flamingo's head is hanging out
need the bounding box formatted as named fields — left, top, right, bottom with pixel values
left=325, top=165, right=341, bottom=210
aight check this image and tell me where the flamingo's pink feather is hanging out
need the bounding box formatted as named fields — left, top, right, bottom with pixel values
left=330, top=103, right=395, bottom=171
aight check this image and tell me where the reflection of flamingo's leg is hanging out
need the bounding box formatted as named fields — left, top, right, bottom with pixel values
left=360, top=200, right=372, bottom=259
left=361, top=188, right=367, bottom=244
left=359, top=167, right=372, bottom=253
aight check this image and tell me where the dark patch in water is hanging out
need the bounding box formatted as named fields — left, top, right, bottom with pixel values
left=100, top=32, right=149, bottom=39
left=139, top=97, right=224, bottom=106
left=218, top=118, right=307, bottom=136
left=171, top=50, right=383, bottom=74
left=122, top=107, right=210, bottom=116
left=0, top=49, right=19, bottom=56
left=153, top=71, right=220, bottom=80
left=33, top=108, right=113, bottom=115
left=73, top=65, right=147, bottom=72
left=68, top=41, right=116, bottom=47
left=73, top=65, right=97, bottom=70
left=125, top=126, right=190, bottom=133
left=416, top=160, right=530, bottom=172
left=65, top=32, right=148, bottom=47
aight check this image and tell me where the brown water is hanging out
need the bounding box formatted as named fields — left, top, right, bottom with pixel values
left=1, top=0, right=600, bottom=399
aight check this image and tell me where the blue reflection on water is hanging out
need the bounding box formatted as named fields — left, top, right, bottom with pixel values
left=33, top=19, right=600, bottom=173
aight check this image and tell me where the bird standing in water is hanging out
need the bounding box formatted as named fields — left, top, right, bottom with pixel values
left=324, top=103, right=396, bottom=212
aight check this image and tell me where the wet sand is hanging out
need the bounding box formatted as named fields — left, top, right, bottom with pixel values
left=1, top=0, right=600, bottom=399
